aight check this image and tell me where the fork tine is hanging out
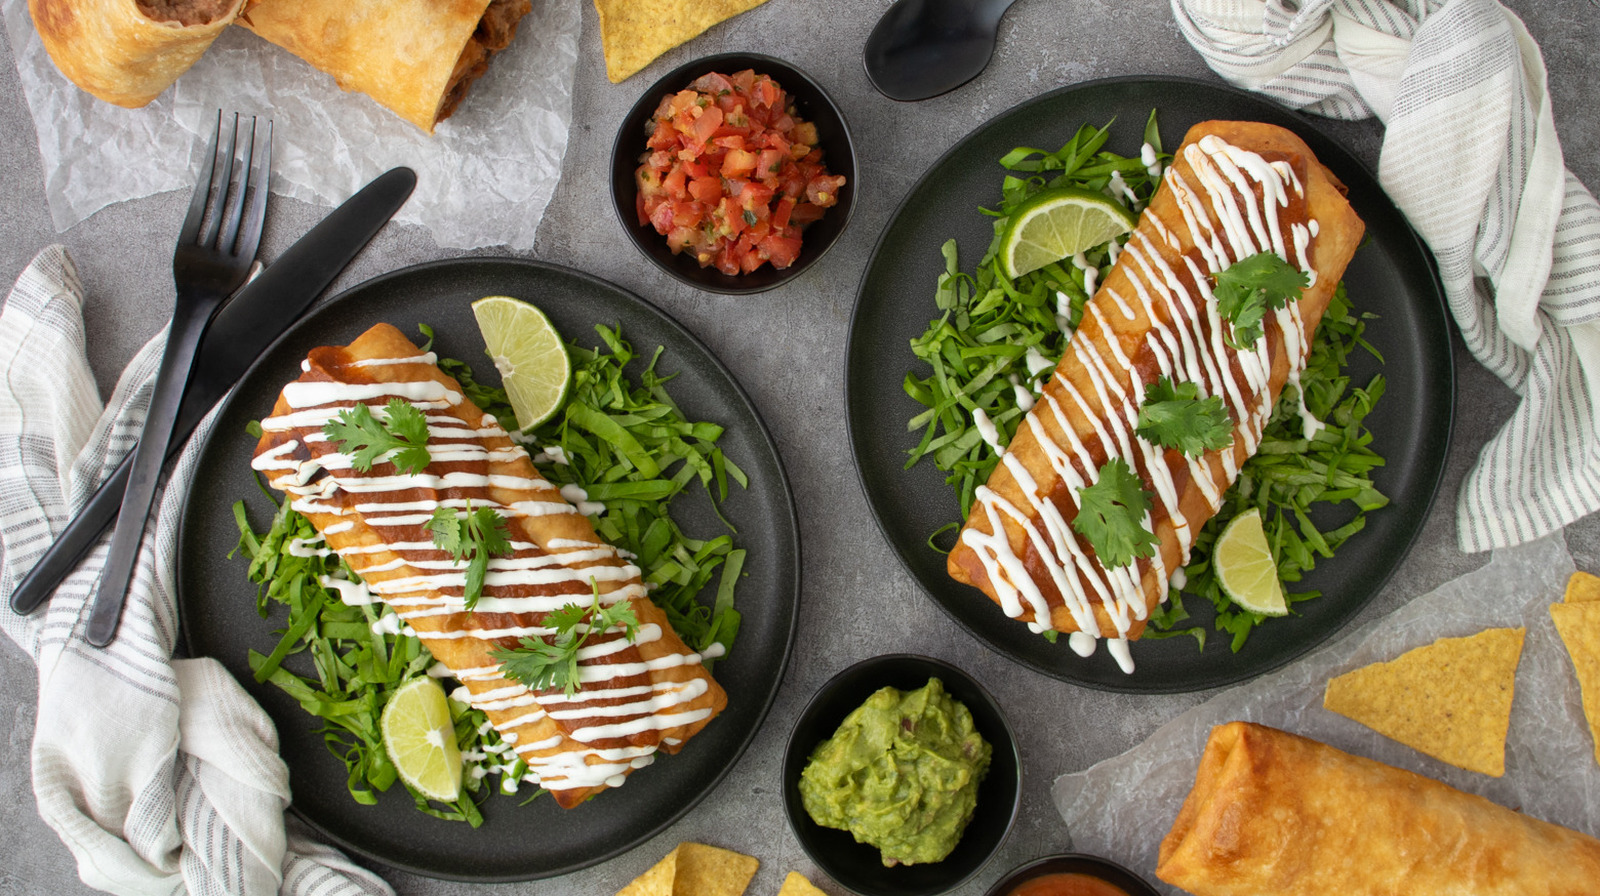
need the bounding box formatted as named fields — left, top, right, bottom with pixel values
left=214, top=115, right=256, bottom=255
left=233, top=119, right=272, bottom=260
left=200, top=113, right=241, bottom=250
left=177, top=111, right=223, bottom=247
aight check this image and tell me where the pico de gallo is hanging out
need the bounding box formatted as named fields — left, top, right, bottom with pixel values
left=635, top=69, right=847, bottom=276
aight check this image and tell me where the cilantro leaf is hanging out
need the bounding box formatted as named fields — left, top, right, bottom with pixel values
left=322, top=399, right=433, bottom=473
left=428, top=504, right=513, bottom=611
left=491, top=588, right=640, bottom=696
left=1213, top=252, right=1308, bottom=350
left=1136, top=376, right=1233, bottom=456
left=1073, top=457, right=1158, bottom=568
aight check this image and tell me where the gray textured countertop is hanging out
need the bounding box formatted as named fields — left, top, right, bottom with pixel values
left=3, top=2, right=1598, bottom=895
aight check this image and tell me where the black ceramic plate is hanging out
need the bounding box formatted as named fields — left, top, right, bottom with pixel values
left=846, top=76, right=1453, bottom=694
left=178, top=257, right=800, bottom=880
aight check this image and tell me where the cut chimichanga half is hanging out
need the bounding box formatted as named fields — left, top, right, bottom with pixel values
left=237, top=0, right=532, bottom=133
left=1158, top=722, right=1600, bottom=895
left=250, top=323, right=726, bottom=807
left=29, top=0, right=246, bottom=107
left=947, top=121, right=1365, bottom=672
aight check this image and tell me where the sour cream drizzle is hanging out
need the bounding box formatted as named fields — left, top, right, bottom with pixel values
left=961, top=135, right=1318, bottom=674
left=251, top=352, right=717, bottom=795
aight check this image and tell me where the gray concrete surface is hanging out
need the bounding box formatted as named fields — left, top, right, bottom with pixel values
left=2, top=1, right=1598, bottom=895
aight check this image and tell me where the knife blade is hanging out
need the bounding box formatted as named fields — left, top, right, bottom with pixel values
left=9, top=166, right=417, bottom=616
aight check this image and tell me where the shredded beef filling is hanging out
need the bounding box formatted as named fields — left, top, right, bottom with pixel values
left=436, top=0, right=533, bottom=125
left=137, top=0, right=235, bottom=27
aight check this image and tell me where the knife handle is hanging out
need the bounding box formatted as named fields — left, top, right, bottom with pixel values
left=9, top=456, right=131, bottom=615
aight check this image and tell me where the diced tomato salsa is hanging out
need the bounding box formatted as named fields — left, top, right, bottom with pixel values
left=635, top=69, right=847, bottom=276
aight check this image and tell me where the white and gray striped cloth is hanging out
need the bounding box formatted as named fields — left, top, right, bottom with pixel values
left=1173, top=0, right=1600, bottom=552
left=0, top=246, right=392, bottom=896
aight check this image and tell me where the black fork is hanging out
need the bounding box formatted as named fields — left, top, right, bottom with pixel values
left=86, top=112, right=272, bottom=647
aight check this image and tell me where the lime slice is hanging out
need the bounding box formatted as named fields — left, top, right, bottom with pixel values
left=380, top=677, right=462, bottom=802
left=471, top=295, right=571, bottom=429
left=999, top=187, right=1137, bottom=280
left=1213, top=508, right=1289, bottom=617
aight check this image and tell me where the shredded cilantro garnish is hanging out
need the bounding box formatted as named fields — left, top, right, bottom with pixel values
left=427, top=503, right=512, bottom=611
left=1213, top=252, right=1310, bottom=350
left=1136, top=377, right=1234, bottom=457
left=1073, top=458, right=1159, bottom=568
left=904, top=112, right=1388, bottom=654
left=232, top=322, right=748, bottom=820
left=322, top=398, right=432, bottom=473
left=491, top=587, right=640, bottom=697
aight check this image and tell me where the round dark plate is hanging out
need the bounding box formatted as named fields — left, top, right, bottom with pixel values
left=782, top=654, right=1021, bottom=896
left=610, top=51, right=858, bottom=295
left=177, top=257, right=801, bottom=880
left=845, top=76, right=1453, bottom=693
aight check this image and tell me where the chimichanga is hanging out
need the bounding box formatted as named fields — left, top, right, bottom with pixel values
left=947, top=121, right=1365, bottom=672
left=251, top=323, right=726, bottom=807
left=237, top=0, right=532, bottom=133
left=29, top=0, right=246, bottom=107
left=1158, top=722, right=1600, bottom=895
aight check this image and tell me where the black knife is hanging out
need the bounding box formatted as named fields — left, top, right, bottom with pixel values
left=9, top=166, right=417, bottom=616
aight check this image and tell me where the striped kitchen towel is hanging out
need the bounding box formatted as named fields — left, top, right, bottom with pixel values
left=0, top=245, right=392, bottom=896
left=1172, top=0, right=1600, bottom=552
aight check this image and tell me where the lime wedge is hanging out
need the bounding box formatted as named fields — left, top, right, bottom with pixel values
left=999, top=187, right=1137, bottom=280
left=471, top=295, right=571, bottom=430
left=380, top=677, right=463, bottom=802
left=1213, top=508, right=1289, bottom=617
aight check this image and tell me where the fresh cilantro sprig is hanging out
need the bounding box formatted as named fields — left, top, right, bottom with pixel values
left=1073, top=458, right=1159, bottom=568
left=322, top=399, right=432, bottom=473
left=427, top=504, right=513, bottom=611
left=491, top=589, right=640, bottom=697
left=1136, top=377, right=1233, bottom=456
left=1213, top=252, right=1309, bottom=350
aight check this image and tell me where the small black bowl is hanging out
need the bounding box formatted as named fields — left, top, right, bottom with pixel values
left=610, top=52, right=857, bottom=295
left=782, top=654, right=1021, bottom=896
left=983, top=854, right=1162, bottom=896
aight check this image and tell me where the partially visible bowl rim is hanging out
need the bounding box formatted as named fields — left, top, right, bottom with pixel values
left=982, top=852, right=1163, bottom=896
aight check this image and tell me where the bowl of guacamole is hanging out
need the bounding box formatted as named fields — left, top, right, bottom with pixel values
left=783, top=654, right=1021, bottom=896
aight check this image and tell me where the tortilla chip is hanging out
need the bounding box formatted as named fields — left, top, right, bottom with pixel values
left=594, top=0, right=770, bottom=83
left=777, top=871, right=829, bottom=896
left=616, top=843, right=759, bottom=896
left=1323, top=627, right=1525, bottom=776
left=1565, top=571, right=1600, bottom=603
left=1551, top=600, right=1600, bottom=767
left=673, top=842, right=759, bottom=896
left=616, top=847, right=679, bottom=896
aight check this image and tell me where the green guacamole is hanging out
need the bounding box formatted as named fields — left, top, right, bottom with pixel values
left=798, top=677, right=992, bottom=866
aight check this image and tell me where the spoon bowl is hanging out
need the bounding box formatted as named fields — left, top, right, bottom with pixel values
left=864, top=0, right=1020, bottom=102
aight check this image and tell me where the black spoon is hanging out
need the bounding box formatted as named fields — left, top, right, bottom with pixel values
left=863, top=0, right=1021, bottom=102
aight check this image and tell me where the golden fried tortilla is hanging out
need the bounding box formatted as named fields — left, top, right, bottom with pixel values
left=594, top=0, right=769, bottom=83
left=29, top=0, right=245, bottom=106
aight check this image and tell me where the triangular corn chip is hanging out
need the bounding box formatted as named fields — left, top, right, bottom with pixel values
left=594, top=0, right=770, bottom=83
left=777, top=871, right=829, bottom=896
left=1564, top=571, right=1600, bottom=603
left=1323, top=627, right=1525, bottom=776
left=1552, top=600, right=1600, bottom=767
left=615, top=843, right=759, bottom=896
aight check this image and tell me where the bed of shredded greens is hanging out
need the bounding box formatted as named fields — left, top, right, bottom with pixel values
left=232, top=323, right=746, bottom=824
left=903, top=113, right=1387, bottom=653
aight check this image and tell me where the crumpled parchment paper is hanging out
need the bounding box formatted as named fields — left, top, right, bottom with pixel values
left=1052, top=533, right=1600, bottom=894
left=2, top=0, right=579, bottom=250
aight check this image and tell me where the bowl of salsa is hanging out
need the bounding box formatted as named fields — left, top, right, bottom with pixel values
left=782, top=654, right=1021, bottom=896
left=610, top=52, right=857, bottom=295
left=984, top=854, right=1161, bottom=896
